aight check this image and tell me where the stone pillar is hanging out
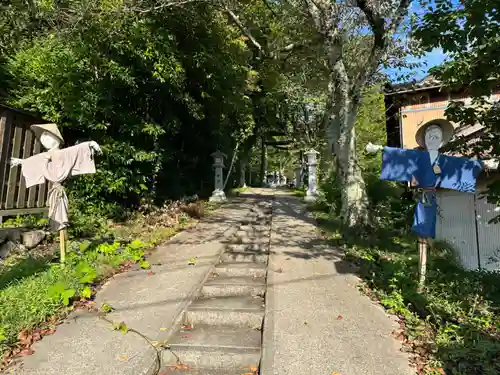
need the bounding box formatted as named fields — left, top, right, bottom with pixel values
left=209, top=150, right=227, bottom=203
left=294, top=166, right=302, bottom=188
left=304, top=149, right=319, bottom=202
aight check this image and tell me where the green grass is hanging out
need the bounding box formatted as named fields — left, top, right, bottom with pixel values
left=312, top=209, right=500, bottom=375
left=0, top=199, right=211, bottom=362
left=0, top=263, right=79, bottom=345
left=0, top=239, right=149, bottom=355
left=230, top=186, right=249, bottom=196
left=292, top=187, right=306, bottom=197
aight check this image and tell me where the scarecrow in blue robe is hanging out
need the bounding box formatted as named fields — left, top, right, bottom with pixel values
left=365, top=120, right=496, bottom=290
left=379, top=144, right=483, bottom=239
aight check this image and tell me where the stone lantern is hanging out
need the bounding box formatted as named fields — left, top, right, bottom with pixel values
left=304, top=149, right=319, bottom=202
left=209, top=150, right=227, bottom=202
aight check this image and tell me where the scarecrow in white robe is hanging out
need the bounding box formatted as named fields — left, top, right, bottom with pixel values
left=10, top=123, right=101, bottom=264
left=366, top=121, right=498, bottom=290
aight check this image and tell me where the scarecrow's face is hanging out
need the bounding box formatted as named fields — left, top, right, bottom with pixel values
left=40, top=131, right=61, bottom=150
left=424, top=125, right=443, bottom=151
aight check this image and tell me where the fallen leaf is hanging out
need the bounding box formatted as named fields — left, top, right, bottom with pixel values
left=336, top=315, right=343, bottom=320
left=32, top=332, right=42, bottom=342
left=17, top=348, right=34, bottom=357
left=249, top=366, right=258, bottom=372
left=166, top=363, right=190, bottom=370
left=182, top=334, right=192, bottom=338
left=40, top=329, right=56, bottom=336
left=118, top=355, right=128, bottom=361
left=160, top=327, right=168, bottom=331
left=147, top=271, right=154, bottom=276
left=392, top=330, right=405, bottom=341
left=331, top=372, right=342, bottom=375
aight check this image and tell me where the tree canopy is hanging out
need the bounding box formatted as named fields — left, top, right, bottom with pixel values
left=0, top=0, right=419, bottom=226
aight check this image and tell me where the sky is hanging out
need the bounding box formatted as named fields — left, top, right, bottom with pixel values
left=386, top=47, right=448, bottom=83
left=384, top=0, right=454, bottom=83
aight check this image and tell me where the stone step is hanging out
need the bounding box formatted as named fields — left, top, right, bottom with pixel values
left=220, top=250, right=268, bottom=264
left=160, top=367, right=255, bottom=375
left=165, top=324, right=261, bottom=370
left=237, top=237, right=269, bottom=245
left=238, top=224, right=268, bottom=232
left=185, top=295, right=265, bottom=327
left=201, top=276, right=265, bottom=298
left=226, top=243, right=267, bottom=252
left=170, top=323, right=262, bottom=348
left=163, top=346, right=261, bottom=372
left=227, top=236, right=268, bottom=245
left=215, top=262, right=267, bottom=277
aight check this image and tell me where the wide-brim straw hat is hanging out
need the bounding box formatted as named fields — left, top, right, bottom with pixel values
left=30, top=123, right=64, bottom=145
left=415, top=119, right=455, bottom=149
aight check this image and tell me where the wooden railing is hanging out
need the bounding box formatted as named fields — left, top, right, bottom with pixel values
left=0, top=105, right=49, bottom=222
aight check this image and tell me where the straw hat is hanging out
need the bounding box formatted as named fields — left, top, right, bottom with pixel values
left=30, top=123, right=64, bottom=145
left=415, top=119, right=454, bottom=149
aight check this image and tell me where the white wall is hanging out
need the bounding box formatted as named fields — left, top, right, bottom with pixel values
left=436, top=189, right=500, bottom=271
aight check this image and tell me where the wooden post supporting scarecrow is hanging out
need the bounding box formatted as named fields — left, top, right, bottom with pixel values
left=10, top=123, right=101, bottom=266
left=366, top=120, right=498, bottom=291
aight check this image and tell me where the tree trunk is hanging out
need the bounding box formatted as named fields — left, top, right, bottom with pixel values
left=239, top=153, right=247, bottom=187
left=325, top=60, right=369, bottom=227
left=336, top=113, right=369, bottom=227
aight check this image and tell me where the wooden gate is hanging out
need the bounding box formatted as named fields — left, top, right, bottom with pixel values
left=0, top=105, right=49, bottom=221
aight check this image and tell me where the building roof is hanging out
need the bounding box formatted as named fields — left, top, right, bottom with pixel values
left=385, top=75, right=443, bottom=95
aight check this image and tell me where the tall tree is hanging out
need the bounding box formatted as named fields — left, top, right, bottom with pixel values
left=4, top=1, right=260, bottom=215
left=304, top=0, right=412, bottom=227
left=218, top=0, right=415, bottom=226
left=415, top=0, right=500, bottom=213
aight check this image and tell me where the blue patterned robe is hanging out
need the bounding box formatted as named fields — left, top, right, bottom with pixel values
left=380, top=147, right=483, bottom=238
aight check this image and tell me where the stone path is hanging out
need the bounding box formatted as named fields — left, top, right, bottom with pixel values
left=5, top=197, right=257, bottom=375
left=5, top=189, right=414, bottom=375
left=161, top=198, right=273, bottom=374
left=260, top=190, right=413, bottom=375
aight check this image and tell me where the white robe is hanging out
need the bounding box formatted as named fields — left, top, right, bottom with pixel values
left=20, top=142, right=96, bottom=230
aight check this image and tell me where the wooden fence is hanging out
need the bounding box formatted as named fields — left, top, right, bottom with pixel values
left=0, top=105, right=49, bottom=222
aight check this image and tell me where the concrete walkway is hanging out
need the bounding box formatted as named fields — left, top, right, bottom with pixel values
left=5, top=198, right=256, bottom=375
left=5, top=190, right=414, bottom=375
left=260, top=190, right=413, bottom=375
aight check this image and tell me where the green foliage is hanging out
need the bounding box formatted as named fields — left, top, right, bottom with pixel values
left=100, top=303, right=114, bottom=313
left=113, top=321, right=129, bottom=334
left=0, top=325, right=7, bottom=343
left=1, top=215, right=49, bottom=229
left=3, top=2, right=263, bottom=219
left=0, top=237, right=152, bottom=355
left=316, top=207, right=500, bottom=374
left=48, top=282, right=75, bottom=306
left=415, top=0, right=500, bottom=219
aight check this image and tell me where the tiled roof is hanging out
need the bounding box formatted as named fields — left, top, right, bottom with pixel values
left=385, top=75, right=442, bottom=95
